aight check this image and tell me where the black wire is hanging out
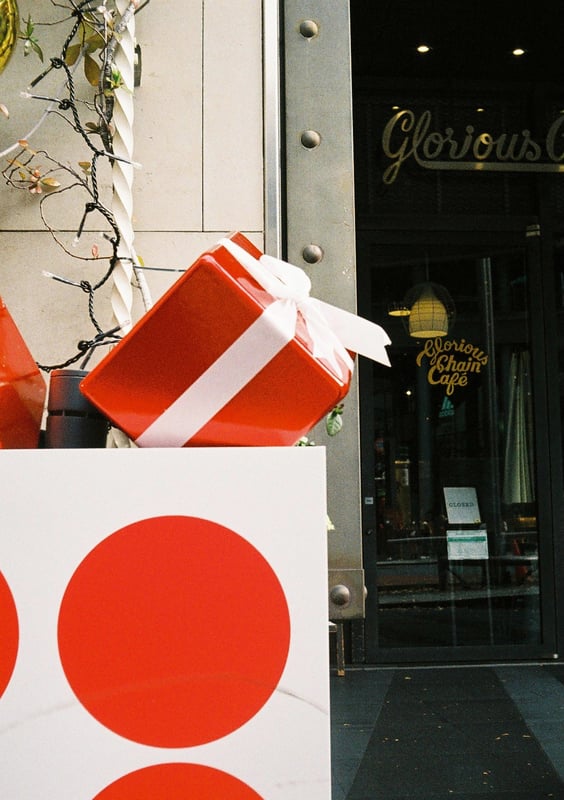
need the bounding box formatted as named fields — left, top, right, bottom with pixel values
left=28, top=6, right=126, bottom=374
left=37, top=325, right=123, bottom=373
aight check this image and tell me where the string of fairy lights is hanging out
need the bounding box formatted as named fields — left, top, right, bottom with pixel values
left=2, top=0, right=150, bottom=372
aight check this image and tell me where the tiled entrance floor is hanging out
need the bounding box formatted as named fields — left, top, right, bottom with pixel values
left=331, top=664, right=564, bottom=800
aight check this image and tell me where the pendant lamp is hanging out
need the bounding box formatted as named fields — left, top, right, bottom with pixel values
left=388, top=281, right=455, bottom=338
left=408, top=283, right=450, bottom=337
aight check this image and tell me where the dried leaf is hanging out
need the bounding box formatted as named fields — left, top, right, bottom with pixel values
left=39, top=177, right=61, bottom=190
left=65, top=43, right=82, bottom=66
left=0, top=103, right=9, bottom=119
left=84, top=53, right=101, bottom=87
left=85, top=31, right=105, bottom=53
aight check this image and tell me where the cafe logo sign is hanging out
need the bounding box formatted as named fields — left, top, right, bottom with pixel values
left=416, top=337, right=488, bottom=396
left=382, top=109, right=564, bottom=184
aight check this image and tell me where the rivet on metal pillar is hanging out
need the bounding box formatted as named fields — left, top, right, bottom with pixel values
left=302, top=244, right=324, bottom=264
left=299, top=19, right=319, bottom=38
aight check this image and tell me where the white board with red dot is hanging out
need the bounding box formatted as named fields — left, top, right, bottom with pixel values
left=0, top=447, right=331, bottom=799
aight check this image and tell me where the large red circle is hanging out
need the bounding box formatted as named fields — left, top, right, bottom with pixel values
left=0, top=571, right=18, bottom=698
left=92, top=763, right=263, bottom=800
left=57, top=516, right=290, bottom=746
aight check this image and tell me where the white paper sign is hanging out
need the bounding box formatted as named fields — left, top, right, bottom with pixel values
left=443, top=486, right=481, bottom=524
left=0, top=448, right=331, bottom=800
left=447, top=530, right=489, bottom=560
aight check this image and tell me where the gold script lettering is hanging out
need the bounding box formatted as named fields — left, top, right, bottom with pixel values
left=416, top=338, right=488, bottom=397
left=381, top=109, right=564, bottom=183
left=546, top=115, right=564, bottom=162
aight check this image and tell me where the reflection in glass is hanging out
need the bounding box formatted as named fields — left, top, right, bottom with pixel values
left=369, top=248, right=540, bottom=648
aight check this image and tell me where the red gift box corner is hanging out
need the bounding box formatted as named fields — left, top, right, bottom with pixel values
left=0, top=296, right=46, bottom=449
left=80, top=233, right=351, bottom=447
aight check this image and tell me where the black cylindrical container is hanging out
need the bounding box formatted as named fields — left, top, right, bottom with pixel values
left=44, top=369, right=108, bottom=448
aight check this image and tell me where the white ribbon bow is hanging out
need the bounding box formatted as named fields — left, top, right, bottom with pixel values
left=220, top=238, right=391, bottom=371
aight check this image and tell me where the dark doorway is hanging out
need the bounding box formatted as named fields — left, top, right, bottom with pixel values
left=351, top=1, right=564, bottom=662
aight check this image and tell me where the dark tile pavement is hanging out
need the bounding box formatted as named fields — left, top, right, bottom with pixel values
left=331, top=664, right=564, bottom=800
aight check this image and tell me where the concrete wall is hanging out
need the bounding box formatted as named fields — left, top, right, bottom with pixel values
left=0, top=0, right=264, bottom=367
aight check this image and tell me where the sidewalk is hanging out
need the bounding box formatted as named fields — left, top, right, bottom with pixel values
left=330, top=664, right=564, bottom=800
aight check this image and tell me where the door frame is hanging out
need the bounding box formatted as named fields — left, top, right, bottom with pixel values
left=355, top=216, right=561, bottom=664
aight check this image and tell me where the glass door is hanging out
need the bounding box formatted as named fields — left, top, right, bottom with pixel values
left=360, top=231, right=556, bottom=659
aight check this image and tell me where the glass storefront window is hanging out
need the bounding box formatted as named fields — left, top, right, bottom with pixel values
left=352, top=0, right=564, bottom=660
left=365, top=242, right=541, bottom=648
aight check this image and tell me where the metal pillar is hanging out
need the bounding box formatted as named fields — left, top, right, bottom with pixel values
left=282, top=1, right=364, bottom=620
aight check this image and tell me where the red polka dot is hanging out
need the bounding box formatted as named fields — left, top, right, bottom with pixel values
left=57, top=516, right=290, bottom=746
left=92, top=763, right=263, bottom=800
left=0, top=571, right=18, bottom=699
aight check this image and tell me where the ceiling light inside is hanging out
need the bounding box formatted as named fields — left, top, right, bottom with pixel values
left=416, top=44, right=431, bottom=54
left=387, top=302, right=411, bottom=317
left=512, top=47, right=526, bottom=56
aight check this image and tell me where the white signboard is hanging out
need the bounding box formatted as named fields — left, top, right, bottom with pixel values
left=0, top=448, right=331, bottom=800
left=443, top=486, right=481, bottom=525
left=447, top=530, right=489, bottom=561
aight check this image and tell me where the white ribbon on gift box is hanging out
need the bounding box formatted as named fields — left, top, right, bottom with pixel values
left=135, top=238, right=391, bottom=447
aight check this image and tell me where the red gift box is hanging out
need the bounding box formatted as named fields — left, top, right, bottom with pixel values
left=80, top=232, right=390, bottom=447
left=0, top=296, right=46, bottom=448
